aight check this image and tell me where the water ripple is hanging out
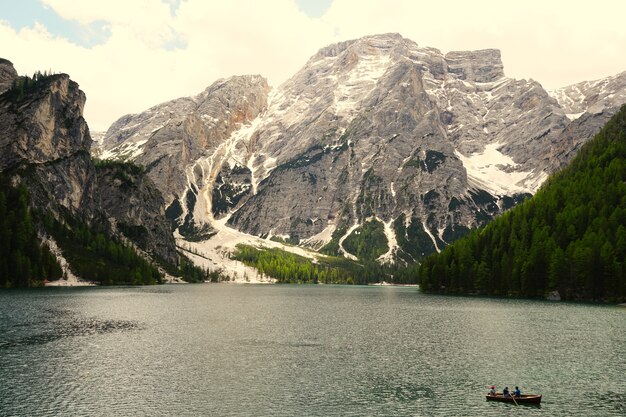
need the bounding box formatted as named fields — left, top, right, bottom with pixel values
left=0, top=309, right=141, bottom=350
left=0, top=285, right=624, bottom=417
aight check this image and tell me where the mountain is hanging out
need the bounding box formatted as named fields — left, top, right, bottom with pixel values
left=89, top=130, right=106, bottom=159
left=0, top=60, right=182, bottom=286
left=98, top=33, right=626, bottom=267
left=100, top=76, right=269, bottom=202
left=548, top=71, right=626, bottom=166
left=419, top=104, right=626, bottom=302
left=0, top=59, right=18, bottom=94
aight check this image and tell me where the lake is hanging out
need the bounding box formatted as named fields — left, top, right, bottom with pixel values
left=0, top=284, right=624, bottom=416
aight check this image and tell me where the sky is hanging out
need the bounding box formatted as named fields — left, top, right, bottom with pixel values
left=1, top=0, right=625, bottom=131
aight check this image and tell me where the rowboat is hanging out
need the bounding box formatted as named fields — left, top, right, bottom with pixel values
left=486, top=393, right=542, bottom=404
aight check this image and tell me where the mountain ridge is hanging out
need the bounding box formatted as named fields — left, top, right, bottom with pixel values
left=97, top=33, right=626, bottom=272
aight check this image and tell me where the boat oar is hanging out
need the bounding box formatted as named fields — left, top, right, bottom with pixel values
left=510, top=390, right=518, bottom=406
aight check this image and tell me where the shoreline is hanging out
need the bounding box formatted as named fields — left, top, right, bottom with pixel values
left=369, top=281, right=419, bottom=287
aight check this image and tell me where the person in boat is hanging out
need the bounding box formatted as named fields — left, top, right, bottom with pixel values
left=513, top=386, right=521, bottom=397
left=489, top=385, right=496, bottom=396
left=503, top=386, right=510, bottom=397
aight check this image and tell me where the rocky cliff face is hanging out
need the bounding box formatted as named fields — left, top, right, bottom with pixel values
left=100, top=34, right=626, bottom=263
left=0, top=59, right=178, bottom=272
left=0, top=59, right=18, bottom=94
left=222, top=34, right=571, bottom=261
left=547, top=71, right=626, bottom=167
left=95, top=163, right=177, bottom=264
left=0, top=70, right=97, bottom=218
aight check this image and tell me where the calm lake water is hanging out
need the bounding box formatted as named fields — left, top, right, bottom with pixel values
left=0, top=284, right=624, bottom=416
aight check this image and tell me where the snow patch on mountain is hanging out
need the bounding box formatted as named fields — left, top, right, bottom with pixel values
left=455, top=143, right=534, bottom=195
left=377, top=218, right=399, bottom=264
left=338, top=223, right=360, bottom=261
left=101, top=139, right=147, bottom=160
left=43, top=236, right=95, bottom=286
left=422, top=221, right=440, bottom=253
left=302, top=223, right=336, bottom=250
left=565, top=112, right=585, bottom=121
left=334, top=53, right=391, bottom=118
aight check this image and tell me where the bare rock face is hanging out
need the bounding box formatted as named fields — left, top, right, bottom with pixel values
left=0, top=74, right=90, bottom=167
left=102, top=33, right=626, bottom=263
left=547, top=71, right=626, bottom=169
left=99, top=75, right=270, bottom=203
left=0, top=72, right=96, bottom=217
left=445, top=49, right=504, bottom=83
left=222, top=33, right=568, bottom=260
left=0, top=58, right=18, bottom=94
left=95, top=163, right=177, bottom=264
left=551, top=71, right=626, bottom=116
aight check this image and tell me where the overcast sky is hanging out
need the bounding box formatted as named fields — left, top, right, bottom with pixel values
left=1, top=0, right=625, bottom=131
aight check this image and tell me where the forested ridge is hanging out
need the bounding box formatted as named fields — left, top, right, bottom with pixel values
left=419, top=105, right=626, bottom=302
left=5, top=70, right=60, bottom=102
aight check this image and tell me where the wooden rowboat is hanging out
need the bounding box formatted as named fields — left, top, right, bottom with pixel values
left=486, top=393, right=542, bottom=404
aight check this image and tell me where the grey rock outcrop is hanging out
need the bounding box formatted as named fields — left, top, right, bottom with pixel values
left=0, top=58, right=18, bottom=94
left=445, top=49, right=504, bottom=83
left=547, top=71, right=626, bottom=168
left=0, top=72, right=97, bottom=218
left=95, top=163, right=177, bottom=264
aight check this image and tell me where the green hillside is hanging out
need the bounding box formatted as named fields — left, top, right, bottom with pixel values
left=0, top=178, right=63, bottom=287
left=0, top=167, right=210, bottom=287
left=419, top=105, right=626, bottom=302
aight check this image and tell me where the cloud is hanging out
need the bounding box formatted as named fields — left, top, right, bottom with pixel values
left=1, top=0, right=337, bottom=130
left=1, top=0, right=625, bottom=131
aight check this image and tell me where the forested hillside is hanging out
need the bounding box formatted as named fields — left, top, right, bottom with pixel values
left=0, top=168, right=210, bottom=287
left=232, top=244, right=420, bottom=284
left=419, top=105, right=626, bottom=302
left=0, top=177, right=62, bottom=287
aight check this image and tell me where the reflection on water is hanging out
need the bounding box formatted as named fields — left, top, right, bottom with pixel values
left=0, top=285, right=624, bottom=417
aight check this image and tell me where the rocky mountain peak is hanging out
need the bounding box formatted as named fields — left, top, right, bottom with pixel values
left=307, top=35, right=505, bottom=85
left=444, top=49, right=504, bottom=83
left=0, top=72, right=90, bottom=173
left=550, top=71, right=626, bottom=118
left=0, top=58, right=18, bottom=95
left=312, top=32, right=406, bottom=60
left=100, top=73, right=270, bottom=213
